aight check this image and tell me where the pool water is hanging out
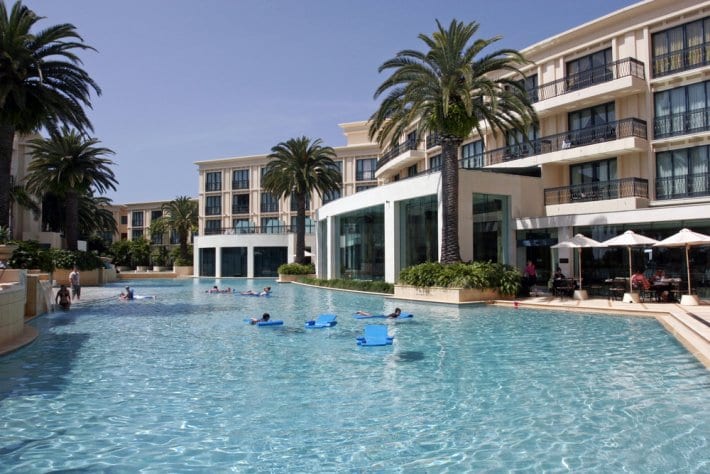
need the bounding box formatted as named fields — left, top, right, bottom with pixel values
left=1, top=279, right=709, bottom=472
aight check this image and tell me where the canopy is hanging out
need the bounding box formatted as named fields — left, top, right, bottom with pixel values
left=653, top=228, right=710, bottom=296
left=551, top=234, right=606, bottom=291
left=601, top=230, right=658, bottom=292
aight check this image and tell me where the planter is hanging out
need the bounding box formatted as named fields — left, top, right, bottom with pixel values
left=153, top=266, right=170, bottom=272
left=278, top=273, right=316, bottom=283
left=0, top=243, right=17, bottom=263
left=394, top=284, right=505, bottom=304
left=136, top=266, right=150, bottom=272
left=173, top=265, right=193, bottom=277
left=117, top=266, right=131, bottom=272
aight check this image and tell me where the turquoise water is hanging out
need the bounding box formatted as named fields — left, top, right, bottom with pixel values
left=1, top=279, right=709, bottom=472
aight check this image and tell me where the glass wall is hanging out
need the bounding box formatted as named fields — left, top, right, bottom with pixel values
left=199, top=248, right=215, bottom=277
left=336, top=205, right=385, bottom=280
left=254, top=247, right=287, bottom=277
left=222, top=247, right=247, bottom=277
left=472, top=193, right=509, bottom=263
left=400, top=195, right=438, bottom=269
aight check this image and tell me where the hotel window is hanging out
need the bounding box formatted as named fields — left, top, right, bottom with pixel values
left=131, top=229, right=143, bottom=240
left=356, top=185, right=376, bottom=193
left=652, top=17, right=710, bottom=77
left=120, top=215, right=128, bottom=225
left=151, top=210, right=162, bottom=221
left=205, top=172, right=221, bottom=192
left=356, top=158, right=377, bottom=181
left=568, top=102, right=615, bottom=146
left=260, top=217, right=283, bottom=233
left=322, top=161, right=342, bottom=204
left=232, top=169, right=249, bottom=189
left=232, top=194, right=249, bottom=214
left=566, top=48, right=612, bottom=91
left=461, top=140, right=484, bottom=169
left=204, top=219, right=221, bottom=235
left=429, top=154, right=441, bottom=171
left=131, top=211, right=144, bottom=227
left=232, top=218, right=253, bottom=233
left=291, top=216, right=315, bottom=233
left=260, top=192, right=279, bottom=212
left=654, top=81, right=710, bottom=139
left=290, top=194, right=311, bottom=212
left=569, top=158, right=617, bottom=201
left=524, top=74, right=538, bottom=103
left=407, top=164, right=418, bottom=177
left=170, top=230, right=179, bottom=244
left=506, top=125, right=540, bottom=158
left=151, top=231, right=163, bottom=245
left=656, top=145, right=710, bottom=200
left=205, top=195, right=221, bottom=216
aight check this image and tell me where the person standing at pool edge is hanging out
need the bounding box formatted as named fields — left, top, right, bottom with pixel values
left=69, top=266, right=81, bottom=301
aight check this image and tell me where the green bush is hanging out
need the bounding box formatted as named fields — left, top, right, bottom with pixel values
left=109, top=240, right=132, bottom=267
left=398, top=261, right=521, bottom=295
left=277, top=262, right=315, bottom=275
left=9, top=241, right=103, bottom=271
left=300, top=277, right=394, bottom=294
left=170, top=246, right=193, bottom=266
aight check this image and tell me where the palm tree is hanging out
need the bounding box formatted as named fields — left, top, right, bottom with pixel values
left=262, top=136, right=342, bottom=264
left=24, top=128, right=116, bottom=250
left=369, top=19, right=537, bottom=263
left=155, top=196, right=197, bottom=264
left=40, top=190, right=116, bottom=239
left=0, top=1, right=100, bottom=228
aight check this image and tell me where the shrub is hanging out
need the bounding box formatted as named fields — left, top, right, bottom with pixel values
left=170, top=246, right=193, bottom=266
left=9, top=241, right=103, bottom=271
left=277, top=262, right=315, bottom=275
left=300, top=277, right=394, bottom=294
left=109, top=240, right=132, bottom=267
left=398, top=261, right=521, bottom=295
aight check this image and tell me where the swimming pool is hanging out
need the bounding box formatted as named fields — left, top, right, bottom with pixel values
left=1, top=279, right=709, bottom=472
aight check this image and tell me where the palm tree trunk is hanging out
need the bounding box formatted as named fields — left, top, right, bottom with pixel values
left=179, top=232, right=189, bottom=262
left=440, top=137, right=462, bottom=263
left=65, top=190, right=80, bottom=250
left=0, top=124, right=16, bottom=230
left=294, top=191, right=306, bottom=264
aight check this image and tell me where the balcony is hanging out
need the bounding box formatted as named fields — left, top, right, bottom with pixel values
left=532, top=58, right=646, bottom=115
left=652, top=42, right=710, bottom=78
left=375, top=137, right=425, bottom=178
left=232, top=179, right=249, bottom=190
left=545, top=177, right=649, bottom=205
left=205, top=182, right=221, bottom=192
left=656, top=172, right=710, bottom=200
left=203, top=225, right=314, bottom=236
left=472, top=118, right=647, bottom=170
left=231, top=204, right=249, bottom=214
left=260, top=203, right=279, bottom=213
left=654, top=107, right=710, bottom=140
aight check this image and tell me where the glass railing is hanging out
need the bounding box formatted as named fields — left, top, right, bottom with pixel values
left=544, top=177, right=648, bottom=205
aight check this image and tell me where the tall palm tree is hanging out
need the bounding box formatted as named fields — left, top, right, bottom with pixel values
left=24, top=128, right=116, bottom=250
left=0, top=1, right=100, bottom=228
left=369, top=19, right=537, bottom=263
left=262, top=136, right=342, bottom=264
left=156, top=196, right=197, bottom=264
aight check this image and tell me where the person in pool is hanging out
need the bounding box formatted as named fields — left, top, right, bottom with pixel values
left=355, top=308, right=402, bottom=318
left=120, top=286, right=134, bottom=300
left=250, top=313, right=270, bottom=324
left=55, top=284, right=71, bottom=310
left=241, top=286, right=271, bottom=296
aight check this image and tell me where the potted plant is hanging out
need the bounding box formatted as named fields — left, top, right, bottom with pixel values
left=277, top=262, right=316, bottom=283
left=151, top=246, right=170, bottom=272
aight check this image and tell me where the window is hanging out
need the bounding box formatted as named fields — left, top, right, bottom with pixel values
left=654, top=81, right=710, bottom=138
left=151, top=232, right=163, bottom=245
left=120, top=215, right=128, bottom=225
left=566, top=48, right=613, bottom=90
left=652, top=17, right=710, bottom=77
left=290, top=216, right=315, bottom=233
left=151, top=210, right=162, bottom=221
left=204, top=219, right=221, bottom=235
left=260, top=217, right=283, bottom=233
left=205, top=172, right=221, bottom=192
left=232, top=194, right=249, bottom=214
left=461, top=140, right=484, bottom=168
left=290, top=195, right=311, bottom=212
left=131, top=229, right=143, bottom=240
left=322, top=188, right=341, bottom=204
left=356, top=185, right=376, bottom=192
left=170, top=230, right=179, bottom=245
left=570, top=158, right=617, bottom=185
left=429, top=154, right=442, bottom=171
left=506, top=125, right=540, bottom=158
left=232, top=218, right=253, bottom=233
left=656, top=145, right=710, bottom=199
left=131, top=211, right=144, bottom=227
left=232, top=169, right=249, bottom=189
left=524, top=74, right=538, bottom=103
left=356, top=158, right=377, bottom=181
left=205, top=195, right=221, bottom=216
left=568, top=102, right=615, bottom=146
left=260, top=192, right=278, bottom=213
left=407, top=164, right=418, bottom=177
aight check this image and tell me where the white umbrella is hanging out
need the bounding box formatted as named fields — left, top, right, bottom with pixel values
left=551, top=234, right=606, bottom=291
left=653, top=228, right=710, bottom=296
left=601, top=230, right=658, bottom=292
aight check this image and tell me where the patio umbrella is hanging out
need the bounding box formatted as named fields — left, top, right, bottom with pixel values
left=551, top=234, right=606, bottom=291
left=653, top=228, right=710, bottom=296
left=601, top=230, right=658, bottom=292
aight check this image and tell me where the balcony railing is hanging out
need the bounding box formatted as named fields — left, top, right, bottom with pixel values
left=656, top=172, right=710, bottom=200
left=544, top=177, right=648, bottom=205
left=203, top=225, right=315, bottom=236
left=205, top=182, right=221, bottom=192
left=376, top=137, right=421, bottom=171
left=232, top=179, right=249, bottom=190
left=426, top=133, right=442, bottom=149
left=205, top=206, right=221, bottom=216
left=231, top=204, right=249, bottom=214
left=460, top=118, right=648, bottom=169
left=533, top=57, right=645, bottom=103
left=654, top=107, right=710, bottom=139
left=652, top=42, right=710, bottom=78
left=260, top=202, right=279, bottom=213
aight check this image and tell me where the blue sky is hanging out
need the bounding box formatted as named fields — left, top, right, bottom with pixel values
left=22, top=0, right=637, bottom=203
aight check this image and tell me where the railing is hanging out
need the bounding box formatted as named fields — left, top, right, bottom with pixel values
left=203, top=225, right=315, bottom=236
left=232, top=179, right=249, bottom=190
left=654, top=107, right=710, bottom=139
left=533, top=57, right=645, bottom=102
left=652, top=42, right=710, bottom=78
left=460, top=118, right=647, bottom=169
left=205, top=206, right=221, bottom=216
left=656, top=172, right=710, bottom=200
left=376, top=137, right=421, bottom=170
left=544, top=177, right=648, bottom=205
left=426, top=133, right=442, bottom=149
left=231, top=204, right=249, bottom=214
left=205, top=182, right=221, bottom=192
left=260, top=203, right=279, bottom=213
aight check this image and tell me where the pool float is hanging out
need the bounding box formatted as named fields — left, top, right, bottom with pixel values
left=352, top=312, right=413, bottom=319
left=244, top=319, right=283, bottom=326
left=356, top=324, right=394, bottom=346
left=305, top=313, right=337, bottom=328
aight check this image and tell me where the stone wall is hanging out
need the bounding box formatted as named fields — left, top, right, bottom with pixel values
left=0, top=270, right=27, bottom=346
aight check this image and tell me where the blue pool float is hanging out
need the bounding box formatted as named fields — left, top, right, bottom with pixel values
left=305, top=314, right=337, bottom=328
left=352, top=312, right=413, bottom=320
left=356, top=324, right=394, bottom=346
left=243, top=318, right=283, bottom=326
